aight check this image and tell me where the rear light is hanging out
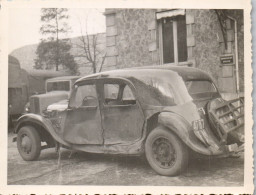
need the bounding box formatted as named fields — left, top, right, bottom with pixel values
left=192, top=119, right=205, bottom=131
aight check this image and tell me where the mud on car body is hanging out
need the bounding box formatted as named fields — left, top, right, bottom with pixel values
left=13, top=67, right=244, bottom=176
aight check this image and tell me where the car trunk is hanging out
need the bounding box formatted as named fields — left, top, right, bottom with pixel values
left=192, top=95, right=244, bottom=146
left=206, top=97, right=244, bottom=145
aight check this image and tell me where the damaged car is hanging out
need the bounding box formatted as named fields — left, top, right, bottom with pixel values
left=13, top=67, right=244, bottom=176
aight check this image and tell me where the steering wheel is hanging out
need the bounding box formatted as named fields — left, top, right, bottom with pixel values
left=81, top=96, right=97, bottom=106
left=83, top=95, right=97, bottom=101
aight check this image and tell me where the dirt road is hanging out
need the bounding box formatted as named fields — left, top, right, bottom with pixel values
left=8, top=133, right=244, bottom=186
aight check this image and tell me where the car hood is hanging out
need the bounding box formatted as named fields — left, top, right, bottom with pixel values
left=47, top=99, right=69, bottom=112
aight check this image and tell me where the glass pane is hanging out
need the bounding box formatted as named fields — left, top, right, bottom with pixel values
left=185, top=81, right=216, bottom=94
left=177, top=15, right=188, bottom=62
left=104, top=84, right=119, bottom=100
left=122, top=85, right=135, bottom=101
left=162, top=18, right=174, bottom=63
left=70, top=84, right=97, bottom=107
left=47, top=81, right=70, bottom=92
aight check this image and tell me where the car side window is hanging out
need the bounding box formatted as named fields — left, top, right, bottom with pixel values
left=104, top=84, right=119, bottom=104
left=104, top=83, right=136, bottom=106
left=122, top=85, right=136, bottom=105
left=69, top=84, right=98, bottom=107
left=47, top=81, right=70, bottom=92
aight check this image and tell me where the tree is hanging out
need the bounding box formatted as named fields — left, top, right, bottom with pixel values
left=73, top=16, right=106, bottom=74
left=34, top=8, right=77, bottom=73
left=34, top=40, right=78, bottom=74
left=75, top=33, right=106, bottom=73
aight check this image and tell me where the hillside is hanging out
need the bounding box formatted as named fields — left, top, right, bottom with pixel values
left=10, top=33, right=106, bottom=75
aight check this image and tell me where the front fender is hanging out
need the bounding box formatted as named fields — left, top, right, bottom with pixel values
left=14, top=113, right=71, bottom=147
left=158, top=112, right=222, bottom=156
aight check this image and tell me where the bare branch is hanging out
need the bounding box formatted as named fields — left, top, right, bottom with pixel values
left=74, top=14, right=105, bottom=74
left=98, top=52, right=106, bottom=73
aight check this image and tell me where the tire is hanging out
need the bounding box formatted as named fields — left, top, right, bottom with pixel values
left=17, top=126, right=41, bottom=161
left=145, top=127, right=188, bottom=176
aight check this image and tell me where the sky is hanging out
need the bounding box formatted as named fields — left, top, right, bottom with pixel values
left=8, top=8, right=106, bottom=53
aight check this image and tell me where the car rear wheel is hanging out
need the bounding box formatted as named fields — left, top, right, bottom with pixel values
left=145, top=127, right=188, bottom=176
left=17, top=126, right=41, bottom=161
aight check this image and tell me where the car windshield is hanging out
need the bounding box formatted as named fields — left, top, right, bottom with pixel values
left=127, top=74, right=192, bottom=106
left=46, top=81, right=70, bottom=92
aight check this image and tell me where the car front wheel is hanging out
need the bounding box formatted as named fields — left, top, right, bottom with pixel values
left=145, top=127, right=188, bottom=176
left=17, top=126, right=41, bottom=161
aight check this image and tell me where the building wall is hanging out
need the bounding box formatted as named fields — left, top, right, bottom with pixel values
left=104, top=9, right=244, bottom=93
left=187, top=10, right=222, bottom=85
left=115, top=9, right=158, bottom=68
left=226, top=10, right=244, bottom=92
left=188, top=9, right=244, bottom=93
left=104, top=9, right=158, bottom=71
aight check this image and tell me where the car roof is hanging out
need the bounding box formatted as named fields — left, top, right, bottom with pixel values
left=76, top=65, right=213, bottom=84
left=46, top=76, right=80, bottom=82
left=134, top=65, right=213, bottom=81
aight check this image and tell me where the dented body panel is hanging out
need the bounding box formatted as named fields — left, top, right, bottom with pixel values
left=14, top=68, right=244, bottom=157
left=158, top=112, right=223, bottom=155
left=14, top=113, right=72, bottom=147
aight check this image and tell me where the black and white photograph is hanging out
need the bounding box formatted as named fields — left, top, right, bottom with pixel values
left=0, top=0, right=253, bottom=194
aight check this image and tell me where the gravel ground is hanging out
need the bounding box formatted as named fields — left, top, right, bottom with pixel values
left=8, top=132, right=244, bottom=186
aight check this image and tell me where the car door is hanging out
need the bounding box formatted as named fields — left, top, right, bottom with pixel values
left=63, top=80, right=103, bottom=145
left=99, top=78, right=144, bottom=145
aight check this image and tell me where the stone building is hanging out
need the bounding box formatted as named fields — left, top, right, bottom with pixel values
left=103, top=9, right=244, bottom=96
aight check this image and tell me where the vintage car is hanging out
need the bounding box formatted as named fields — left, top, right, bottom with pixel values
left=25, top=76, right=80, bottom=114
left=13, top=67, right=244, bottom=176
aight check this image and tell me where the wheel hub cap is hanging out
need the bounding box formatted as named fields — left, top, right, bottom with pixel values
left=153, top=138, right=176, bottom=168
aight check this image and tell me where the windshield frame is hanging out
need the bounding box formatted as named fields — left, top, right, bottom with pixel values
left=46, top=80, right=71, bottom=93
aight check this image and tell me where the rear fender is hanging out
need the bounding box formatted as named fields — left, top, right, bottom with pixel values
left=14, top=113, right=71, bottom=147
left=158, top=112, right=220, bottom=155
